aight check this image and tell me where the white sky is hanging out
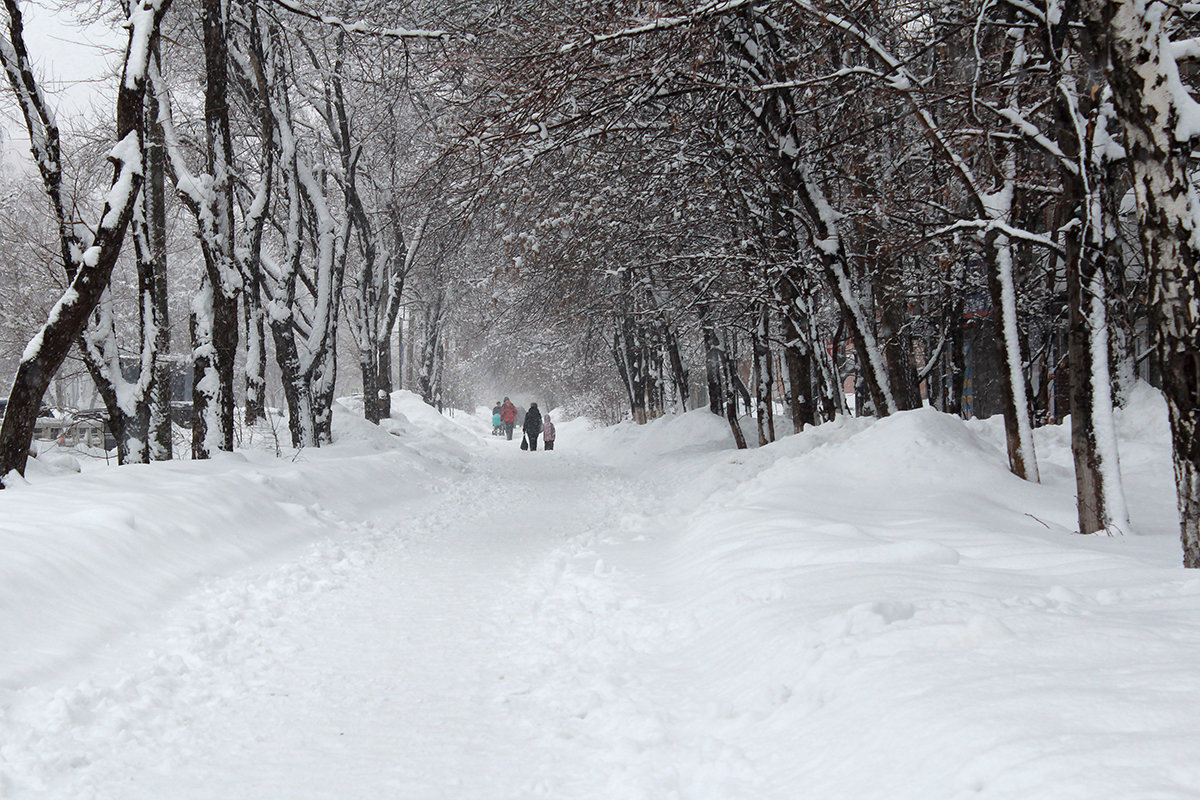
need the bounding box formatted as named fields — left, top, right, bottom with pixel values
left=6, top=0, right=123, bottom=132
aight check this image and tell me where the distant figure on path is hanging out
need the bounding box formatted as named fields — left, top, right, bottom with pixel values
left=543, top=414, right=556, bottom=451
left=515, top=405, right=526, bottom=430
left=523, top=403, right=543, bottom=452
left=491, top=401, right=503, bottom=436
left=500, top=397, right=517, bottom=440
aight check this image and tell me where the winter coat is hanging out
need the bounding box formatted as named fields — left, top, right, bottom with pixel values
left=543, top=420, right=556, bottom=442
left=523, top=406, right=543, bottom=436
left=500, top=401, right=517, bottom=423
left=492, top=413, right=502, bottom=426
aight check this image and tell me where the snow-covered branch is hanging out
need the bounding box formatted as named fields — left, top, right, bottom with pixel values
left=559, top=0, right=753, bottom=52
left=266, top=0, right=449, bottom=40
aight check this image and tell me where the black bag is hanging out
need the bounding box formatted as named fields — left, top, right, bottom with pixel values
left=520, top=434, right=529, bottom=450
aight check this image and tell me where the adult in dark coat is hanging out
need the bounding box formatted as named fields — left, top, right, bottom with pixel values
left=523, top=402, right=543, bottom=451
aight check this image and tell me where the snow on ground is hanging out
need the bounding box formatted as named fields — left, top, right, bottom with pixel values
left=0, top=387, right=1197, bottom=798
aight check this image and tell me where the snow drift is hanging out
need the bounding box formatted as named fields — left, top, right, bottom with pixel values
left=0, top=385, right=1194, bottom=798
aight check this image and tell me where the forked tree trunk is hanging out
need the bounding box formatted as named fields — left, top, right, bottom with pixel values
left=1054, top=78, right=1130, bottom=536
left=664, top=325, right=689, bottom=413
left=268, top=314, right=316, bottom=449
left=79, top=287, right=153, bottom=464
left=0, top=0, right=168, bottom=485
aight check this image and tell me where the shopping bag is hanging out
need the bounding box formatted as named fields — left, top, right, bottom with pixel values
left=520, top=434, right=529, bottom=450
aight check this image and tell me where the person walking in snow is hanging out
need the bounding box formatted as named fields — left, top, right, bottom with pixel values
left=523, top=402, right=543, bottom=451
left=500, top=397, right=518, bottom=440
left=542, top=414, right=556, bottom=451
left=491, top=401, right=503, bottom=436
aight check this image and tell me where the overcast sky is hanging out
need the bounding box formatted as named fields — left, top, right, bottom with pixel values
left=10, top=0, right=123, bottom=127
left=0, top=1, right=123, bottom=173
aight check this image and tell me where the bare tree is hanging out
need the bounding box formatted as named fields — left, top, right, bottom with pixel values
left=0, top=0, right=172, bottom=485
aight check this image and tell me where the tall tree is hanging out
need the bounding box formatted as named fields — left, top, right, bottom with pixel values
left=1082, top=0, right=1200, bottom=561
left=0, top=0, right=172, bottom=485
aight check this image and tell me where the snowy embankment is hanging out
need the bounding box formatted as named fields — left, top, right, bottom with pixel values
left=0, top=395, right=469, bottom=689
left=1, top=385, right=1196, bottom=798
left=557, top=383, right=1196, bottom=797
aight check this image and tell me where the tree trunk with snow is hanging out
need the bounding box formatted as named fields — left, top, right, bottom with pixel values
left=1082, top=0, right=1200, bottom=562
left=776, top=273, right=816, bottom=433
left=811, top=301, right=846, bottom=422
left=1052, top=60, right=1130, bottom=535
left=190, top=0, right=241, bottom=459
left=982, top=229, right=1040, bottom=482
left=752, top=305, right=775, bottom=445
left=244, top=286, right=266, bottom=427
left=144, top=71, right=172, bottom=461
left=418, top=295, right=445, bottom=408
left=312, top=232, right=346, bottom=445
left=0, top=0, right=169, bottom=484
left=724, top=9, right=895, bottom=418
left=874, top=259, right=922, bottom=411
left=696, top=298, right=725, bottom=416
left=725, top=388, right=748, bottom=450
left=79, top=287, right=153, bottom=465
left=612, top=316, right=648, bottom=425
left=377, top=207, right=422, bottom=422
left=664, top=324, right=689, bottom=413
left=788, top=168, right=895, bottom=418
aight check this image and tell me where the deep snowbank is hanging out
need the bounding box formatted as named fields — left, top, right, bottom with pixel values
left=0, top=395, right=465, bottom=688
left=574, top=406, right=737, bottom=463
left=559, top=385, right=1198, bottom=797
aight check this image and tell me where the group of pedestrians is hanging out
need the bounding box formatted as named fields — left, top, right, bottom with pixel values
left=491, top=397, right=556, bottom=451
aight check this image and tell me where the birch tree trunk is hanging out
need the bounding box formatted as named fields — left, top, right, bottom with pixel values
left=144, top=69, right=172, bottom=461
left=753, top=305, right=775, bottom=445
left=1082, top=0, right=1200, bottom=562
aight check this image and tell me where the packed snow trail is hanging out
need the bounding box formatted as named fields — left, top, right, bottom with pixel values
left=1, top=438, right=738, bottom=798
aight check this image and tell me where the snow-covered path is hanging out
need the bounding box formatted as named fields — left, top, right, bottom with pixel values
left=5, top=389, right=1200, bottom=799
left=1, top=439, right=705, bottom=798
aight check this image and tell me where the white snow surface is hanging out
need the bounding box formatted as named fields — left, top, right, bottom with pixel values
left=1, top=387, right=1196, bottom=798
